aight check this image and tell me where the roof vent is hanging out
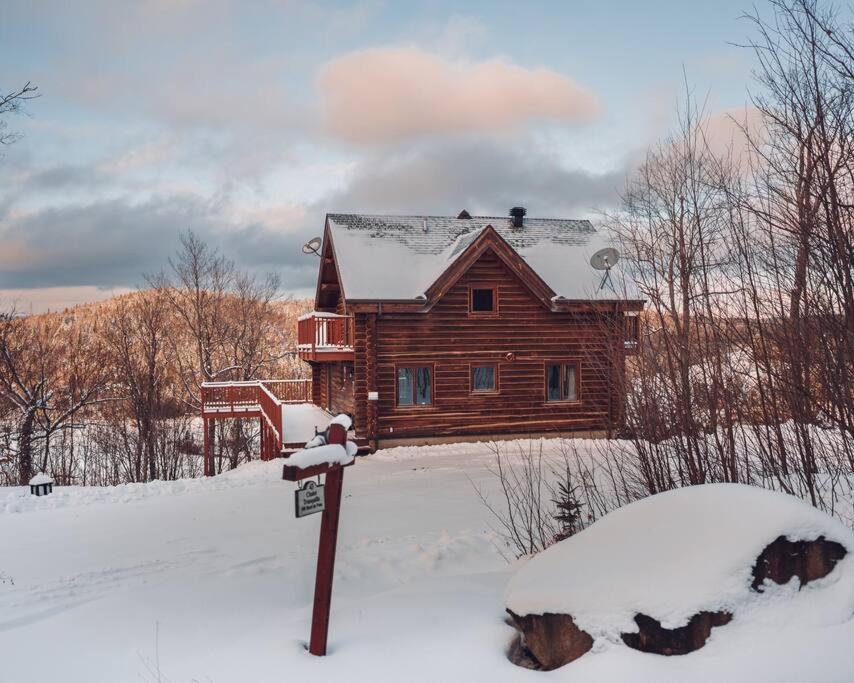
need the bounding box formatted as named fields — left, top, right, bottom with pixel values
left=509, top=206, right=526, bottom=228
left=457, top=209, right=472, bottom=219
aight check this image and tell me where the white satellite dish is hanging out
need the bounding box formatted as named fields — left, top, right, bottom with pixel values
left=590, top=247, right=620, bottom=271
left=590, top=247, right=620, bottom=291
left=302, top=236, right=322, bottom=256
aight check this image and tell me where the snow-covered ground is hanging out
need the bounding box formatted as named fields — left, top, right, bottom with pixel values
left=2, top=439, right=854, bottom=682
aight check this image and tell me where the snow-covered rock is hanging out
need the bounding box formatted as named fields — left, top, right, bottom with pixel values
left=505, top=484, right=854, bottom=668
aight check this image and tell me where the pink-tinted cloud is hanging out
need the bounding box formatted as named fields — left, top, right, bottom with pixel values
left=317, top=47, right=601, bottom=144
left=703, top=105, right=765, bottom=166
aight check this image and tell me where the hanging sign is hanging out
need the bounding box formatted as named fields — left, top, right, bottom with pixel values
left=295, top=480, right=325, bottom=518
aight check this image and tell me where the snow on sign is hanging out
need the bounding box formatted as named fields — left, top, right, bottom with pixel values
left=295, top=480, right=325, bottom=518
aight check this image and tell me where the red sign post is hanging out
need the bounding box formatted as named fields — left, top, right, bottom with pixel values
left=282, top=422, right=352, bottom=657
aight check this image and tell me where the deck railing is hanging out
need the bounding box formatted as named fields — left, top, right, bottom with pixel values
left=297, top=314, right=354, bottom=361
left=257, top=382, right=284, bottom=461
left=262, top=379, right=312, bottom=403
left=200, top=381, right=261, bottom=412
left=200, top=378, right=312, bottom=463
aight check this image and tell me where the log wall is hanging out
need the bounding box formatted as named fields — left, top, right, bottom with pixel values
left=363, top=251, right=625, bottom=441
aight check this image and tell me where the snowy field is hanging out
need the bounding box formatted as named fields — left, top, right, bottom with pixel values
left=2, top=439, right=854, bottom=682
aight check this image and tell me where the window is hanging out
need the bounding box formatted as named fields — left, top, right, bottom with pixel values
left=470, top=286, right=496, bottom=314
left=471, top=364, right=497, bottom=393
left=397, top=366, right=432, bottom=406
left=546, top=363, right=579, bottom=402
left=624, top=315, right=640, bottom=354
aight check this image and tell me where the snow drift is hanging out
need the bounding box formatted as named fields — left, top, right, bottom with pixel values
left=506, top=484, right=854, bottom=644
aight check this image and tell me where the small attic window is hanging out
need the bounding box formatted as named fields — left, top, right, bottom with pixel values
left=470, top=286, right=496, bottom=314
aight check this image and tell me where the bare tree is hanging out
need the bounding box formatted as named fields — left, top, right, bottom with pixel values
left=0, top=82, right=39, bottom=147
left=0, top=311, right=108, bottom=484
left=103, top=291, right=175, bottom=482
left=151, top=230, right=284, bottom=473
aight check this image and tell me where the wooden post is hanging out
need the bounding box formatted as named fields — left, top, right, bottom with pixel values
left=309, top=464, right=343, bottom=656
left=309, top=422, right=346, bottom=656
left=203, top=416, right=212, bottom=477
left=282, top=421, right=351, bottom=657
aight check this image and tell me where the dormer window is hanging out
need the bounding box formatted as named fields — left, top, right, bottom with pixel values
left=469, top=286, right=497, bottom=314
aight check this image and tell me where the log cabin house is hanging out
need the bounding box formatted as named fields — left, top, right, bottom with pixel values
left=200, top=208, right=643, bottom=471
left=299, top=208, right=642, bottom=447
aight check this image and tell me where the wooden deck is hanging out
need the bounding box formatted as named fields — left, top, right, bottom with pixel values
left=200, top=381, right=368, bottom=473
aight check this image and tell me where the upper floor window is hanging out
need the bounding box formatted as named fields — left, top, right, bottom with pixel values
left=397, top=366, right=432, bottom=406
left=546, top=362, right=579, bottom=402
left=470, top=286, right=497, bottom=314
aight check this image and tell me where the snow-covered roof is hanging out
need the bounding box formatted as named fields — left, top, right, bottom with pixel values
left=326, top=213, right=634, bottom=302
left=29, top=472, right=53, bottom=486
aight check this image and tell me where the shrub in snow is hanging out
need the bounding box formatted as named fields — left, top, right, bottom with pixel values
left=504, top=483, right=854, bottom=671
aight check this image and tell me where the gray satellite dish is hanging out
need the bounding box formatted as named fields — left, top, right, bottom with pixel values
left=590, top=247, right=620, bottom=291
left=302, top=236, right=322, bottom=256
left=590, top=247, right=620, bottom=271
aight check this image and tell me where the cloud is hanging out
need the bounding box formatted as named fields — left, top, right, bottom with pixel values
left=326, top=138, right=624, bottom=217
left=317, top=47, right=601, bottom=144
left=0, top=194, right=317, bottom=293
left=702, top=105, right=764, bottom=168
left=0, top=134, right=626, bottom=302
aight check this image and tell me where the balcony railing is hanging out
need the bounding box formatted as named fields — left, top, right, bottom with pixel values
left=298, top=313, right=354, bottom=362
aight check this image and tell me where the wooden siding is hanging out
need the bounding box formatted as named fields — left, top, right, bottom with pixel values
left=312, top=363, right=328, bottom=409
left=368, top=250, right=625, bottom=440
left=311, top=362, right=355, bottom=417
left=329, top=362, right=355, bottom=416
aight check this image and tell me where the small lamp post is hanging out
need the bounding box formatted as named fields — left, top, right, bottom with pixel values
left=29, top=472, right=53, bottom=496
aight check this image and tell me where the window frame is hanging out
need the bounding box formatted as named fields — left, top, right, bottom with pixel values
left=624, top=314, right=640, bottom=355
left=469, top=363, right=499, bottom=395
left=468, top=284, right=499, bottom=317
left=394, top=363, right=435, bottom=408
left=544, top=361, right=582, bottom=404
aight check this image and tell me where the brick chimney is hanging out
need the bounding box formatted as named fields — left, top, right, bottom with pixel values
left=510, top=206, right=526, bottom=228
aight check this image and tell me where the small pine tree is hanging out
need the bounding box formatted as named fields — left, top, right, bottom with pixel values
left=552, top=472, right=584, bottom=544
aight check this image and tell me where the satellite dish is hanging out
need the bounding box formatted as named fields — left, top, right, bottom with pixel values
left=302, top=236, right=322, bottom=256
left=590, top=247, right=620, bottom=271
left=590, top=247, right=620, bottom=292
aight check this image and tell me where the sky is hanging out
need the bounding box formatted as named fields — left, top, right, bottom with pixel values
left=0, top=0, right=765, bottom=312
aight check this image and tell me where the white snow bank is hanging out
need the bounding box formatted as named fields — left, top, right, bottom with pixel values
left=505, top=483, right=854, bottom=638
left=28, top=472, right=53, bottom=485
left=285, top=442, right=356, bottom=469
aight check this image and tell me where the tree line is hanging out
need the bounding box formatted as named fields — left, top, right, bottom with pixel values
left=0, top=233, right=309, bottom=485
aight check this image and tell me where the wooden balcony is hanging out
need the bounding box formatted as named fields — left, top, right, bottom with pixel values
left=298, top=313, right=354, bottom=362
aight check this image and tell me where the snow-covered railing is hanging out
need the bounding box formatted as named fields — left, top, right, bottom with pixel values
left=256, top=382, right=283, bottom=461
left=261, top=379, right=311, bottom=403
left=200, top=379, right=311, bottom=466
left=297, top=313, right=354, bottom=361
